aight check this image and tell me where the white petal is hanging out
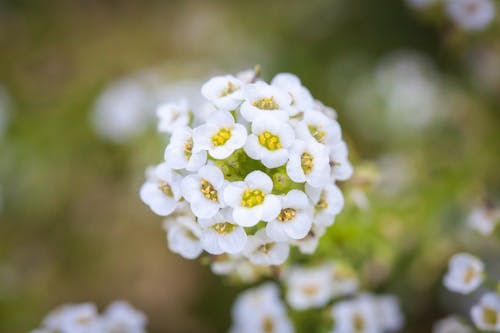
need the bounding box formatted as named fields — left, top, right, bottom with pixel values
left=262, top=149, right=289, bottom=168
left=245, top=171, right=273, bottom=193
left=233, top=206, right=263, bottom=227
left=243, top=134, right=263, bottom=160
left=191, top=198, right=220, bottom=219
left=201, top=231, right=223, bottom=255
left=219, top=228, right=248, bottom=254
left=223, top=182, right=246, bottom=207
left=262, top=195, right=282, bottom=222
left=266, top=221, right=290, bottom=242
left=284, top=213, right=312, bottom=239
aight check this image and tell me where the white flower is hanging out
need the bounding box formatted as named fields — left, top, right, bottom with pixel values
left=157, top=98, right=191, bottom=134
left=243, top=229, right=290, bottom=265
left=102, top=301, right=147, bottom=333
left=446, top=0, right=496, bottom=31
left=313, top=99, right=337, bottom=119
left=164, top=126, right=206, bottom=172
left=443, top=253, right=484, bottom=294
left=433, top=316, right=473, bottom=333
left=471, top=292, right=500, bottom=332
left=244, top=115, right=295, bottom=168
left=240, top=81, right=292, bottom=122
left=286, top=140, right=330, bottom=187
left=284, top=264, right=334, bottom=310
left=201, top=75, right=244, bottom=110
left=163, top=211, right=203, bottom=259
left=291, top=224, right=326, bottom=254
left=271, top=73, right=314, bottom=115
left=295, top=110, right=341, bottom=147
left=198, top=209, right=248, bottom=255
left=331, top=296, right=379, bottom=333
left=223, top=171, right=281, bottom=227
left=266, top=190, right=314, bottom=241
left=306, top=184, right=344, bottom=227
left=181, top=165, right=227, bottom=219
left=468, top=205, right=499, bottom=236
left=210, top=254, right=262, bottom=282
left=192, top=110, right=247, bottom=159
left=329, top=262, right=359, bottom=297
left=230, top=283, right=294, bottom=333
left=140, top=162, right=182, bottom=216
left=42, top=303, right=102, bottom=333
left=329, top=141, right=354, bottom=181
left=374, top=295, right=404, bottom=332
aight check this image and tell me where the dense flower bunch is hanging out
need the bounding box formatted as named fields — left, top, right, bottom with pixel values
left=140, top=68, right=352, bottom=266
left=30, top=301, right=147, bottom=333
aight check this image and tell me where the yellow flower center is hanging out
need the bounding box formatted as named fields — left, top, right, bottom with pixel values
left=219, top=81, right=239, bottom=97
left=302, top=285, right=319, bottom=296
left=278, top=208, right=297, bottom=222
left=353, top=313, right=365, bottom=332
left=212, top=128, right=232, bottom=146
left=253, top=96, right=279, bottom=110
left=301, top=152, right=314, bottom=174
left=482, top=307, right=498, bottom=326
left=184, top=229, right=199, bottom=241
left=262, top=316, right=275, bottom=333
left=210, top=222, right=236, bottom=235
left=258, top=131, right=282, bottom=151
left=308, top=124, right=326, bottom=144
left=241, top=188, right=266, bottom=207
left=158, top=181, right=173, bottom=197
left=200, top=179, right=218, bottom=202
left=183, top=136, right=193, bottom=160
left=257, top=242, right=275, bottom=254
left=316, top=195, right=328, bottom=211
left=464, top=266, right=477, bottom=283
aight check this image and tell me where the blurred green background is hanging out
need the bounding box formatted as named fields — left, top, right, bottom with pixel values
left=1, top=0, right=499, bottom=332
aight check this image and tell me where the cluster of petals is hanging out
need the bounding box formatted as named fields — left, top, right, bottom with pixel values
left=140, top=69, right=352, bottom=267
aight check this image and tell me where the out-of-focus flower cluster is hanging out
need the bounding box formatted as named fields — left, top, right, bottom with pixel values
left=140, top=68, right=352, bottom=270
left=30, top=301, right=147, bottom=333
left=406, top=0, right=496, bottom=32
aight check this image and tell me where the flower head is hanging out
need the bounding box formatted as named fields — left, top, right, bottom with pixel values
left=471, top=292, right=500, bottom=331
left=140, top=162, right=182, bottom=216
left=243, top=229, right=290, bottom=265
left=443, top=253, right=484, bottom=294
left=199, top=209, right=248, bottom=255
left=157, top=98, right=191, bottom=134
left=164, top=126, right=207, bottom=172
left=163, top=210, right=203, bottom=259
left=240, top=81, right=292, bottom=122
left=201, top=75, right=244, bottom=110
left=446, top=0, right=496, bottom=31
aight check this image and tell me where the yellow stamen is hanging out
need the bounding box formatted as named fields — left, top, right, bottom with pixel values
left=211, top=128, right=232, bottom=146
left=200, top=179, right=218, bottom=202
left=277, top=208, right=297, bottom=222
left=183, top=136, right=193, bottom=160
left=158, top=181, right=173, bottom=197
left=210, top=222, right=236, bottom=235
left=258, top=131, right=282, bottom=151
left=308, top=124, right=326, bottom=144
left=301, top=151, right=314, bottom=174
left=241, top=188, right=266, bottom=208
left=252, top=96, right=279, bottom=110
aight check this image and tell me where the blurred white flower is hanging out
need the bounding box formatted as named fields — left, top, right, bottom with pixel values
left=467, top=204, right=500, bottom=236
left=266, top=190, right=314, bottom=242
left=181, top=165, right=227, bottom=219
left=198, top=209, right=247, bottom=255
left=243, top=229, right=290, bottom=265
left=164, top=126, right=207, bottom=172
left=230, top=283, right=294, bottom=333
left=201, top=75, right=244, bottom=110
left=244, top=115, right=295, bottom=168
left=446, top=0, right=496, bottom=31
left=329, top=141, right=354, bottom=181
left=471, top=292, right=500, bottom=331
left=284, top=264, right=334, bottom=310
left=374, top=295, right=404, bottom=332
left=42, top=303, right=101, bottom=333
left=306, top=183, right=344, bottom=227
left=139, top=162, right=182, bottom=216
left=290, top=224, right=326, bottom=254
left=157, top=98, right=192, bottom=134
left=223, top=171, right=281, bottom=227
left=102, top=301, right=147, bottom=333
left=443, top=253, right=484, bottom=294
left=210, top=253, right=263, bottom=282
left=193, top=110, right=248, bottom=159
left=433, top=316, right=473, bottom=333
left=163, top=211, right=203, bottom=260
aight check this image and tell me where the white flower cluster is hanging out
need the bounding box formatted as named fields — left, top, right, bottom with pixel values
left=443, top=253, right=500, bottom=332
left=229, top=282, right=404, bottom=333
left=31, top=301, right=147, bottom=333
left=141, top=69, right=352, bottom=266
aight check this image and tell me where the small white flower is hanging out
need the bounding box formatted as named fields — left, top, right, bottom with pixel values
left=243, top=229, right=290, bottom=265
left=286, top=140, right=330, bottom=187
left=374, top=295, right=404, bottom=332
left=231, top=283, right=294, bottom=333
left=163, top=211, right=203, bottom=259
left=446, top=0, right=496, bottom=31
left=193, top=110, right=247, bottom=159
left=266, top=190, right=314, bottom=241
left=291, top=224, right=326, bottom=254
left=181, top=165, right=227, bottom=219
left=313, top=99, right=337, bottom=119
left=43, top=303, right=101, bottom=333
left=240, top=81, right=292, bottom=122
left=331, top=295, right=379, bottom=333
left=443, top=253, right=484, bottom=294
left=164, top=126, right=207, bottom=172
left=329, top=141, right=354, bottom=181
left=201, top=75, right=244, bottom=110
left=157, top=98, right=191, bottom=134
left=284, top=264, right=334, bottom=310
left=244, top=115, right=295, bottom=168
left=433, top=316, right=473, bottom=333
left=468, top=205, right=499, bottom=236
left=140, top=162, right=182, bottom=216
left=295, top=110, right=341, bottom=147
left=471, top=292, right=500, bottom=332
left=223, top=171, right=281, bottom=227
left=329, top=262, right=359, bottom=297
left=237, top=68, right=259, bottom=83
left=271, top=73, right=314, bottom=115
left=102, top=301, right=147, bottom=333
left=306, top=184, right=344, bottom=227
left=199, top=209, right=248, bottom=255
